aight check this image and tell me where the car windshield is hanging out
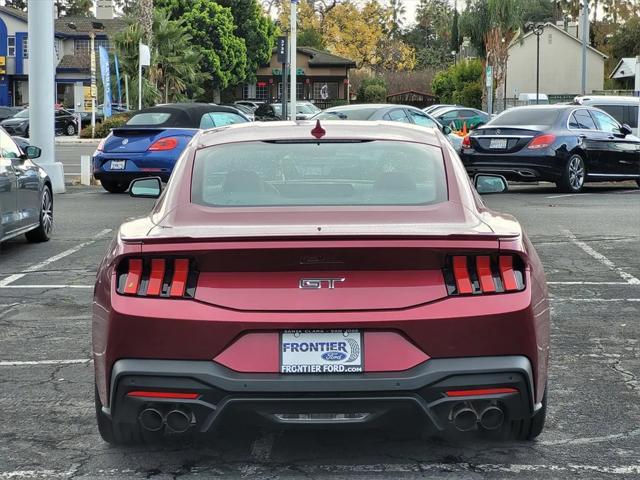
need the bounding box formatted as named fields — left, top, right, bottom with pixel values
left=314, top=108, right=378, bottom=120
left=192, top=141, right=447, bottom=207
left=14, top=109, right=29, bottom=118
left=490, top=108, right=561, bottom=127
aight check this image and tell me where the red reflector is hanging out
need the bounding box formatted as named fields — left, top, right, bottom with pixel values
left=476, top=256, right=496, bottom=293
left=499, top=255, right=519, bottom=291
left=169, top=259, right=189, bottom=297
left=123, top=258, right=142, bottom=295
left=146, top=259, right=166, bottom=296
left=445, top=387, right=518, bottom=397
left=148, top=137, right=178, bottom=151
left=527, top=134, right=556, bottom=149
left=127, top=391, right=199, bottom=399
left=452, top=256, right=473, bottom=294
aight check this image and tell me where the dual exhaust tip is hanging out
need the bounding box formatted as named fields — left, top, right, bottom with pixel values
left=139, top=408, right=192, bottom=433
left=452, top=404, right=504, bottom=432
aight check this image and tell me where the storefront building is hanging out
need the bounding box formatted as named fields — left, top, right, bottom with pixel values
left=235, top=47, right=356, bottom=107
left=0, top=3, right=125, bottom=108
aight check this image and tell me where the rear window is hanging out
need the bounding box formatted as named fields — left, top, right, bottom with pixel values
left=192, top=141, right=447, bottom=207
left=315, top=108, right=378, bottom=120
left=490, top=108, right=560, bottom=127
left=127, top=112, right=172, bottom=125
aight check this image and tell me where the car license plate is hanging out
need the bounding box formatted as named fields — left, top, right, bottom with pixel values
left=489, top=138, right=508, bottom=149
left=110, top=160, right=126, bottom=170
left=280, top=329, right=363, bottom=374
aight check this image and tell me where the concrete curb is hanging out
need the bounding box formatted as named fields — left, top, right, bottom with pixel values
left=55, top=138, right=100, bottom=145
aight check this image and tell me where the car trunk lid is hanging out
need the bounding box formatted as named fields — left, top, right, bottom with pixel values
left=470, top=126, right=542, bottom=154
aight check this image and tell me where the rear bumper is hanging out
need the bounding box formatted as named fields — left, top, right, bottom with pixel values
left=92, top=152, right=177, bottom=182
left=105, top=356, right=537, bottom=432
left=460, top=151, right=566, bottom=182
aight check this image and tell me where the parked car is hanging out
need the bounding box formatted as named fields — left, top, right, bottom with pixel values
left=423, top=104, right=457, bottom=115
left=218, top=103, right=255, bottom=121
left=428, top=106, right=490, bottom=131
left=254, top=101, right=322, bottom=121
left=518, top=93, right=549, bottom=105
left=0, top=129, right=53, bottom=244
left=460, top=105, right=640, bottom=192
left=92, top=103, right=249, bottom=193
left=313, top=103, right=464, bottom=151
left=573, top=95, right=639, bottom=135
left=93, top=120, right=549, bottom=445
left=234, top=100, right=264, bottom=111
left=0, top=106, right=23, bottom=121
left=0, top=108, right=78, bottom=137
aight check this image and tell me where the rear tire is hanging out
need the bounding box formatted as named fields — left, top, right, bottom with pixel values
left=25, top=186, right=53, bottom=243
left=65, top=122, right=77, bottom=136
left=556, top=154, right=585, bottom=193
left=101, top=180, right=128, bottom=194
left=507, top=383, right=547, bottom=441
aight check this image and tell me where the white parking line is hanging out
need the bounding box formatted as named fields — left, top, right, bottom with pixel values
left=563, top=229, right=640, bottom=285
left=0, top=359, right=91, bottom=367
left=547, top=281, right=633, bottom=285
left=0, top=285, right=93, bottom=289
left=0, top=229, right=111, bottom=288
left=545, top=193, right=592, bottom=199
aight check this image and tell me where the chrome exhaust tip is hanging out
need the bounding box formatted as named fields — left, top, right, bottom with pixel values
left=138, top=408, right=164, bottom=432
left=452, top=405, right=478, bottom=432
left=165, top=409, right=191, bottom=433
left=479, top=406, right=504, bottom=430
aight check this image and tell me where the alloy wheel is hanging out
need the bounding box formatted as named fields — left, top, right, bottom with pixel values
left=568, top=155, right=585, bottom=191
left=67, top=123, right=76, bottom=135
left=41, top=188, right=53, bottom=235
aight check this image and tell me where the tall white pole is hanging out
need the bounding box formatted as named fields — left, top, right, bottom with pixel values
left=28, top=0, right=65, bottom=193
left=289, top=0, right=297, bottom=121
left=90, top=33, right=96, bottom=138
left=580, top=1, right=589, bottom=95
left=138, top=43, right=143, bottom=110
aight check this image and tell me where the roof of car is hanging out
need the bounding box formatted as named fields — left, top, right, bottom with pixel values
left=127, top=103, right=242, bottom=128
left=324, top=104, right=399, bottom=111
left=197, top=120, right=442, bottom=148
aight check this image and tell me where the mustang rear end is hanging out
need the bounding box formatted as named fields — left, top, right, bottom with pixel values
left=93, top=121, right=550, bottom=444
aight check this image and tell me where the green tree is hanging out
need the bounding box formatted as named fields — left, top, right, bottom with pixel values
left=363, top=84, right=387, bottom=102
left=388, top=0, right=406, bottom=36
left=608, top=16, right=640, bottom=60
left=432, top=59, right=483, bottom=109
left=403, top=0, right=454, bottom=68
left=357, top=77, right=386, bottom=101
left=56, top=0, right=93, bottom=16
left=298, top=28, right=325, bottom=49
left=4, top=0, right=27, bottom=10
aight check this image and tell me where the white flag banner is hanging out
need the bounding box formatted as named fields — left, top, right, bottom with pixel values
left=139, top=42, right=151, bottom=67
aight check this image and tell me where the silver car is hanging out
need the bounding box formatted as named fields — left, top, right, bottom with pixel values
left=0, top=130, right=53, bottom=244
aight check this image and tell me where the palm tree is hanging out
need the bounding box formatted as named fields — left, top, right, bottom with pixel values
left=139, top=0, right=154, bottom=45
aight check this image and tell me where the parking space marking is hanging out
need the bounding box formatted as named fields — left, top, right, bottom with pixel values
left=0, top=359, right=91, bottom=367
left=551, top=298, right=640, bottom=302
left=545, top=193, right=592, bottom=199
left=563, top=229, right=640, bottom=285
left=0, top=228, right=111, bottom=288
left=0, top=284, right=93, bottom=289
left=548, top=281, right=632, bottom=285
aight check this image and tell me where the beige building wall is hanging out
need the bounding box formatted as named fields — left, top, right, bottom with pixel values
left=505, top=26, right=605, bottom=97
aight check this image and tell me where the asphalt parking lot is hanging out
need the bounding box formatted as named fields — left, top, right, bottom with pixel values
left=0, top=182, right=639, bottom=479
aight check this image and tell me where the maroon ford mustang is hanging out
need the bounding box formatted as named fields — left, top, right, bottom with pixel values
left=93, top=120, right=550, bottom=444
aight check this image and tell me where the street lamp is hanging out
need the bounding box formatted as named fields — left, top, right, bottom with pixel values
left=451, top=50, right=457, bottom=66
left=532, top=23, right=544, bottom=105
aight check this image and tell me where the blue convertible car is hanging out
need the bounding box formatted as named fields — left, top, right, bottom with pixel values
left=92, top=103, right=249, bottom=193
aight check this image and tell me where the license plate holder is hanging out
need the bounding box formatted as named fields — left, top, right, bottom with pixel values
left=280, top=329, right=363, bottom=374
left=110, top=160, right=126, bottom=170
left=489, top=138, right=508, bottom=149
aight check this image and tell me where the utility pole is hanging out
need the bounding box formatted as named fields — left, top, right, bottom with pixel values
left=28, top=0, right=65, bottom=193
left=580, top=1, right=589, bottom=95
left=290, top=0, right=297, bottom=121
left=532, top=24, right=543, bottom=105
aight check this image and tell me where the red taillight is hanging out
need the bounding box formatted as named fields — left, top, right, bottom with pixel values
left=445, top=387, right=518, bottom=397
left=527, top=134, right=556, bottom=149
left=445, top=254, right=524, bottom=295
left=96, top=136, right=108, bottom=152
left=148, top=137, right=178, bottom=151
left=127, top=391, right=199, bottom=399
left=117, top=257, right=196, bottom=298
left=461, top=134, right=471, bottom=149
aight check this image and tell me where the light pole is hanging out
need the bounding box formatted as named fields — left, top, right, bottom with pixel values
left=532, top=24, right=544, bottom=105
left=451, top=50, right=457, bottom=66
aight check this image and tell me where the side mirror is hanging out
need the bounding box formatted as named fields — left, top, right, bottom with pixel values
left=474, top=174, right=508, bottom=194
left=442, top=125, right=452, bottom=135
left=24, top=145, right=41, bottom=159
left=619, top=123, right=632, bottom=136
left=129, top=176, right=162, bottom=198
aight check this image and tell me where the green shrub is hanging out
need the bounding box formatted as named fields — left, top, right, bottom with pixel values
left=357, top=77, right=386, bottom=102
left=431, top=59, right=483, bottom=109
left=80, top=113, right=131, bottom=139
left=363, top=84, right=387, bottom=103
